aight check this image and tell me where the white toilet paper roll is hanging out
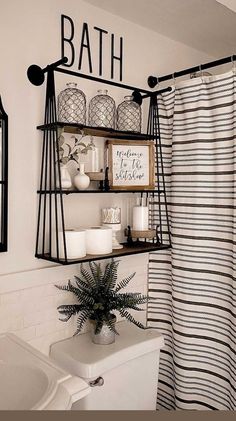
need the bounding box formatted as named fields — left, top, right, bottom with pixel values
left=133, top=206, right=149, bottom=231
left=86, top=226, right=113, bottom=255
left=52, top=229, right=86, bottom=260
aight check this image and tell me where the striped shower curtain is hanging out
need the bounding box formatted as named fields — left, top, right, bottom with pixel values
left=148, top=70, right=236, bottom=410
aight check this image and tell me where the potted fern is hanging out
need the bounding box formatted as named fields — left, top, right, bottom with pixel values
left=56, top=260, right=148, bottom=345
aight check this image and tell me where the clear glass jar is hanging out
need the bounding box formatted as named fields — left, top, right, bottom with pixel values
left=117, top=95, right=141, bottom=132
left=88, top=89, right=116, bottom=129
left=58, top=82, right=86, bottom=124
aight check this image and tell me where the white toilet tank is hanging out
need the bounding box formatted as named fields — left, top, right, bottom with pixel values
left=50, top=322, right=164, bottom=410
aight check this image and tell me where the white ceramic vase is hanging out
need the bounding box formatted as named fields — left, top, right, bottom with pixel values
left=74, top=163, right=90, bottom=190
left=59, top=165, right=72, bottom=189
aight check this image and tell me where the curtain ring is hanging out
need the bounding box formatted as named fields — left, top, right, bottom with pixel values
left=231, top=55, right=236, bottom=74
left=172, top=72, right=176, bottom=87
left=199, top=64, right=204, bottom=83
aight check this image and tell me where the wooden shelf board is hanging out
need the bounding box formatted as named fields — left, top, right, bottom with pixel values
left=36, top=242, right=171, bottom=265
left=37, top=122, right=155, bottom=140
left=37, top=189, right=163, bottom=194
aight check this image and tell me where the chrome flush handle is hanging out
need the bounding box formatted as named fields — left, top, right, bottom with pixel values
left=89, top=376, right=104, bottom=387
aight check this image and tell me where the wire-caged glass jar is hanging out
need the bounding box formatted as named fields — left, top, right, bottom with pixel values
left=117, top=95, right=141, bottom=132
left=58, top=82, right=86, bottom=124
left=88, top=89, right=116, bottom=129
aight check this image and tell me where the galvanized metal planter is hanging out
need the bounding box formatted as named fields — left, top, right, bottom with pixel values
left=90, top=317, right=116, bottom=345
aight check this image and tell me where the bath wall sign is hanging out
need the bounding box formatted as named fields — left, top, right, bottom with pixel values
left=61, top=14, right=124, bottom=81
left=107, top=139, right=155, bottom=190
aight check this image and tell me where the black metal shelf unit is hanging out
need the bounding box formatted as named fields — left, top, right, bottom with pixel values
left=27, top=58, right=171, bottom=265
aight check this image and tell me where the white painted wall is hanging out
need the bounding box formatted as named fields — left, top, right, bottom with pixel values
left=0, top=0, right=213, bottom=354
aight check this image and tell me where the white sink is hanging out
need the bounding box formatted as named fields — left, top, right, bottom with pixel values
left=0, top=333, right=90, bottom=410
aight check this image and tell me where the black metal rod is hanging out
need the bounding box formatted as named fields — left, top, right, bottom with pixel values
left=152, top=191, right=155, bottom=244
left=147, top=96, right=152, bottom=135
left=28, top=58, right=68, bottom=86
left=41, top=74, right=52, bottom=256
left=46, top=57, right=68, bottom=71
left=48, top=96, right=53, bottom=257
left=148, top=54, right=236, bottom=88
left=35, top=84, right=48, bottom=256
left=155, top=101, right=171, bottom=246
left=0, top=97, right=8, bottom=252
left=28, top=57, right=172, bottom=97
left=42, top=103, right=49, bottom=256
left=51, top=99, right=60, bottom=261
left=55, top=67, right=151, bottom=95
left=147, top=98, right=157, bottom=244
left=142, top=86, right=172, bottom=99
left=153, top=103, right=162, bottom=244
left=51, top=72, right=68, bottom=263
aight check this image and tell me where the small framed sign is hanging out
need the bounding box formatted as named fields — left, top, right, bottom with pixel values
left=107, top=139, right=155, bottom=190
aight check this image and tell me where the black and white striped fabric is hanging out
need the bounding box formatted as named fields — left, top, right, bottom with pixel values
left=147, top=71, right=236, bottom=410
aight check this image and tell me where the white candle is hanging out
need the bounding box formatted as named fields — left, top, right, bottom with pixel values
left=133, top=206, right=149, bottom=231
left=91, top=147, right=99, bottom=172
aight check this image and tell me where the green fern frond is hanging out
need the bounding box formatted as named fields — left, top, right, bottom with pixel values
left=71, top=287, right=95, bottom=306
left=58, top=312, right=73, bottom=322
left=57, top=304, right=84, bottom=314
left=55, top=283, right=71, bottom=292
left=102, top=260, right=115, bottom=283
left=80, top=264, right=96, bottom=288
left=67, top=280, right=82, bottom=296
left=104, top=260, right=119, bottom=291
left=59, top=315, right=72, bottom=322
left=105, top=317, right=119, bottom=335
left=116, top=292, right=148, bottom=305
left=132, top=296, right=148, bottom=306
left=89, top=261, right=102, bottom=284
left=57, top=304, right=85, bottom=322
left=74, top=275, right=92, bottom=293
left=73, top=309, right=91, bottom=336
left=58, top=279, right=95, bottom=307
left=56, top=281, right=87, bottom=298
left=119, top=309, right=146, bottom=329
left=115, top=272, right=136, bottom=292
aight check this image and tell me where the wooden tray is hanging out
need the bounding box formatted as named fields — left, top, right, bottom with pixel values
left=124, top=228, right=156, bottom=239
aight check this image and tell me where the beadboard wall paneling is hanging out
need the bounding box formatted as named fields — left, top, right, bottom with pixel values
left=0, top=254, right=148, bottom=354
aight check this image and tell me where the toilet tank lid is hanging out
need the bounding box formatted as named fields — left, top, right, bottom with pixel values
left=50, top=322, right=164, bottom=379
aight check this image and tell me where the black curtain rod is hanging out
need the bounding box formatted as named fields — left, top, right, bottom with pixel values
left=55, top=67, right=151, bottom=95
left=55, top=68, right=172, bottom=97
left=27, top=57, right=151, bottom=95
left=27, top=56, right=172, bottom=100
left=148, top=54, right=236, bottom=89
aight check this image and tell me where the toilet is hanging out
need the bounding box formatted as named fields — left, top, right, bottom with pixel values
left=50, top=321, right=164, bottom=410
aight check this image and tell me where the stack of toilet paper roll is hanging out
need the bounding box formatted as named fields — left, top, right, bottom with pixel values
left=52, top=226, right=113, bottom=259
left=86, top=226, right=113, bottom=255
